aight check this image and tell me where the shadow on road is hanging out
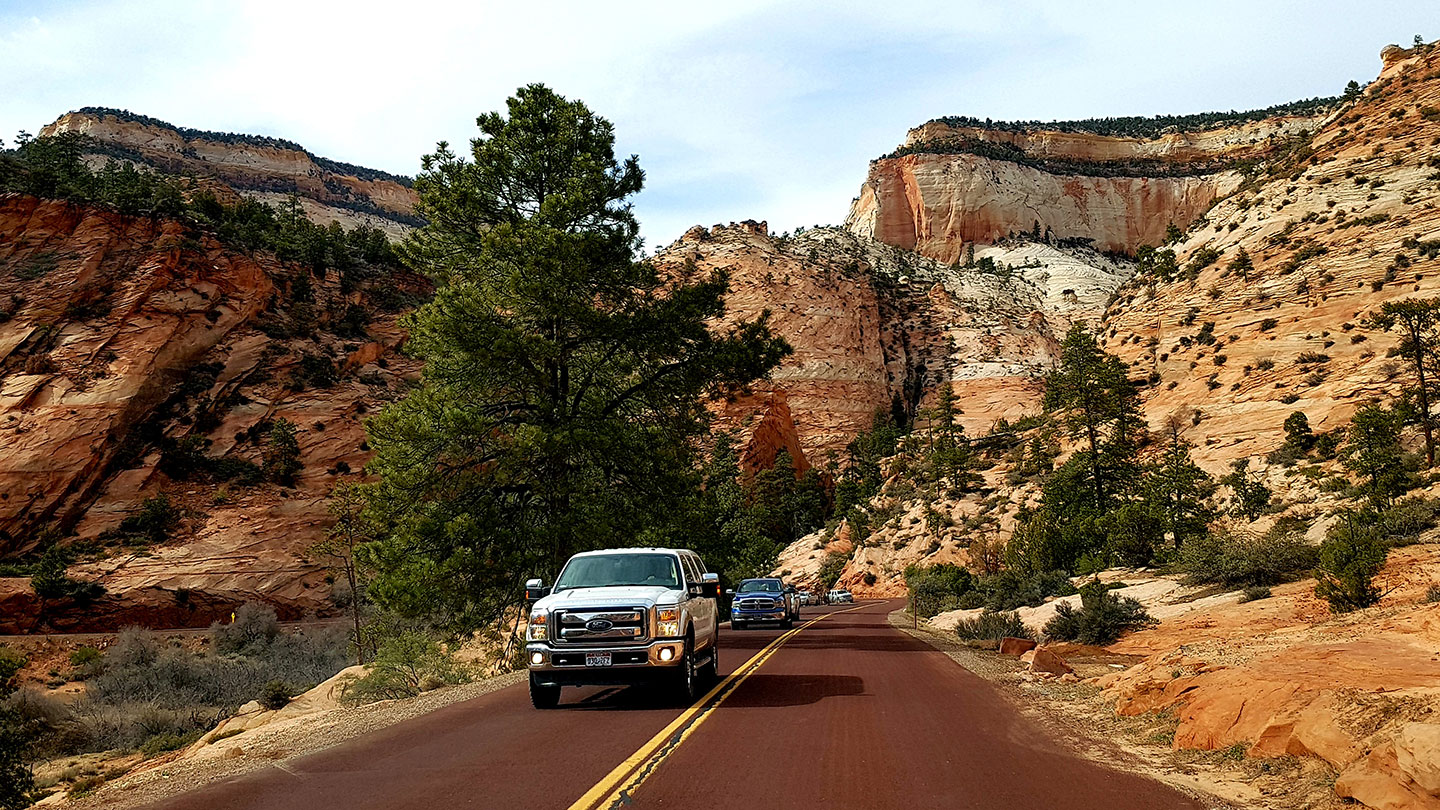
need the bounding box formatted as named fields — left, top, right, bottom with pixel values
left=718, top=673, right=865, bottom=708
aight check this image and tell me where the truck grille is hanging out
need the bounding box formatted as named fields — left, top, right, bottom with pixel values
left=554, top=608, right=647, bottom=644
left=737, top=597, right=782, bottom=611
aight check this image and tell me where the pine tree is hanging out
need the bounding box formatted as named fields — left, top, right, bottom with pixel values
left=1341, top=403, right=1411, bottom=509
left=1363, top=298, right=1440, bottom=466
left=359, top=86, right=789, bottom=630
left=1042, top=324, right=1143, bottom=513
left=0, top=647, right=31, bottom=810
left=1144, top=429, right=1215, bottom=548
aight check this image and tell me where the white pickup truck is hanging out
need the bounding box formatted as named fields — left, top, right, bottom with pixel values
left=523, top=547, right=721, bottom=709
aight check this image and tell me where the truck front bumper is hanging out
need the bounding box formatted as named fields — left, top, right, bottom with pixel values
left=525, top=639, right=686, bottom=687
left=731, top=608, right=788, bottom=622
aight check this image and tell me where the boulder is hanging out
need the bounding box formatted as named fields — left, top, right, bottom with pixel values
left=1397, top=723, right=1440, bottom=796
left=1023, top=646, right=1074, bottom=676
left=999, top=637, right=1038, bottom=656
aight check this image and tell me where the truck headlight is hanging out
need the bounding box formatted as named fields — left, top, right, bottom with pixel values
left=656, top=607, right=681, bottom=637
left=527, top=611, right=548, bottom=641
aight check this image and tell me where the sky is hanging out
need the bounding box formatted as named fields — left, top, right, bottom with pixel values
left=0, top=1, right=1434, bottom=249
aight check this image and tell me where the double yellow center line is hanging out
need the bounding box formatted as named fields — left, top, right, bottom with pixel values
left=566, top=603, right=868, bottom=810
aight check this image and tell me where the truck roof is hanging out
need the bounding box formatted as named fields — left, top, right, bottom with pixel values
left=567, top=547, right=691, bottom=558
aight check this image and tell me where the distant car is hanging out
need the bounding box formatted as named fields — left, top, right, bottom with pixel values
left=728, top=578, right=801, bottom=629
left=797, top=589, right=813, bottom=606
left=838, top=590, right=854, bottom=603
left=826, top=589, right=853, bottom=604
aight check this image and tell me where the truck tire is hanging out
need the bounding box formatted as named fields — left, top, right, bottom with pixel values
left=732, top=620, right=746, bottom=631
left=529, top=672, right=560, bottom=709
left=674, top=637, right=698, bottom=705
left=702, top=638, right=720, bottom=685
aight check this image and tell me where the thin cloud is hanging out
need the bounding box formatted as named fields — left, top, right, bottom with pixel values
left=0, top=1, right=1431, bottom=247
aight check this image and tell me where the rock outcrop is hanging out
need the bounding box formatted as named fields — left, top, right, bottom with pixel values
left=41, top=108, right=419, bottom=237
left=0, top=192, right=424, bottom=630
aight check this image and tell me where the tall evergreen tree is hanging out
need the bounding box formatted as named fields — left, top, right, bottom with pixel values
left=359, top=85, right=789, bottom=630
left=1363, top=299, right=1440, bottom=466
left=1144, top=429, right=1215, bottom=548
left=1042, top=323, right=1143, bottom=513
left=1341, top=403, right=1411, bottom=509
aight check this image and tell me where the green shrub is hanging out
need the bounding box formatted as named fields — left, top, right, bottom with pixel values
left=953, top=610, right=1032, bottom=644
left=1178, top=529, right=1317, bottom=587
left=68, top=646, right=104, bottom=680
left=262, top=419, right=303, bottom=485
left=1426, top=585, right=1440, bottom=603
left=114, top=494, right=181, bottom=545
left=977, top=569, right=1076, bottom=611
left=139, top=730, right=199, bottom=757
left=341, top=631, right=472, bottom=705
left=258, top=680, right=292, bottom=711
left=1239, top=585, right=1273, bottom=603
left=817, top=552, right=848, bottom=589
left=904, top=563, right=974, bottom=618
left=1042, top=581, right=1156, bottom=645
left=1315, top=514, right=1388, bottom=613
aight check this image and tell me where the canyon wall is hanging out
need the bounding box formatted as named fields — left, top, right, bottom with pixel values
left=41, top=109, right=419, bottom=237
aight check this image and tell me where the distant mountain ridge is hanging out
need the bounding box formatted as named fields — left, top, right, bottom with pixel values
left=40, top=107, right=421, bottom=236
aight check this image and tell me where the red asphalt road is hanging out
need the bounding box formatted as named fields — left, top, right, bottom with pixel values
left=144, top=600, right=1204, bottom=810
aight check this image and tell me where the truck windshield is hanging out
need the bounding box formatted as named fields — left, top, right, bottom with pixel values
left=737, top=580, right=781, bottom=593
left=553, top=553, right=682, bottom=592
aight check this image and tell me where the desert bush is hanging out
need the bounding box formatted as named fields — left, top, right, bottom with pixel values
left=1042, top=581, right=1156, bottom=645
left=1239, top=585, right=1273, bottom=603
left=1178, top=529, right=1317, bottom=588
left=1315, top=514, right=1388, bottom=613
left=953, top=611, right=1032, bottom=644
left=258, top=680, right=292, bottom=711
left=210, top=602, right=280, bottom=655
left=68, top=646, right=104, bottom=680
left=1426, top=584, right=1440, bottom=603
left=342, top=631, right=471, bottom=704
left=904, top=563, right=974, bottom=618
left=976, top=569, right=1076, bottom=611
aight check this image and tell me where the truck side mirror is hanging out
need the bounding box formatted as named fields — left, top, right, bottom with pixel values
left=524, top=578, right=547, bottom=603
left=725, top=588, right=735, bottom=596
left=700, top=572, right=720, bottom=599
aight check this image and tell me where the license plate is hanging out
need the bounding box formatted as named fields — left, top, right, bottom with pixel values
left=585, top=652, right=612, bottom=668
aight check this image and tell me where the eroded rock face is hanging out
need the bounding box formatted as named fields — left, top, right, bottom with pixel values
left=0, top=193, right=423, bottom=631
left=657, top=223, right=1131, bottom=464
left=848, top=152, right=1241, bottom=260
left=41, top=109, right=419, bottom=237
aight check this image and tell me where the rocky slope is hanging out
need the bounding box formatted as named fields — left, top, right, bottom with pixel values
left=653, top=221, right=1130, bottom=462
left=0, top=193, right=424, bottom=631
left=41, top=108, right=419, bottom=237
left=1101, top=41, right=1440, bottom=470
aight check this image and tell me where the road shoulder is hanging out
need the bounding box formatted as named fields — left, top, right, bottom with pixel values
left=885, top=609, right=1341, bottom=810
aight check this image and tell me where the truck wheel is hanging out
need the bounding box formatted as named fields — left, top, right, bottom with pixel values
left=702, top=640, right=720, bottom=685
left=674, top=638, right=698, bottom=704
left=529, top=673, right=560, bottom=709
left=781, top=616, right=794, bottom=630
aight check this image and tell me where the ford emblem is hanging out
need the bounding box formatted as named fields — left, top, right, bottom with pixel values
left=586, top=619, right=614, bottom=632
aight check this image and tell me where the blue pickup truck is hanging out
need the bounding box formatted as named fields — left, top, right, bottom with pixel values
left=727, top=577, right=801, bottom=630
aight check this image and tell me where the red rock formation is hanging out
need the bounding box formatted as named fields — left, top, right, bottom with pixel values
left=0, top=193, right=423, bottom=630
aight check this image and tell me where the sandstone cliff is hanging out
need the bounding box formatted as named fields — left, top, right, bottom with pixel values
left=846, top=103, right=1337, bottom=261
left=653, top=222, right=1130, bottom=462
left=40, top=108, right=419, bottom=238
left=0, top=193, right=424, bottom=631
